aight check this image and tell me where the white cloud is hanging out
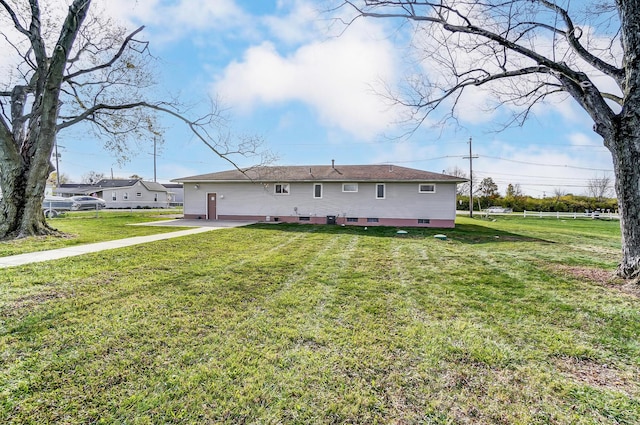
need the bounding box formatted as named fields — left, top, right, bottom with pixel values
left=213, top=18, right=403, bottom=140
left=263, top=0, right=324, bottom=45
left=100, top=0, right=249, bottom=41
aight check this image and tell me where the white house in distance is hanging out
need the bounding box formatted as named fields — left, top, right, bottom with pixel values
left=55, top=179, right=171, bottom=208
left=173, top=163, right=467, bottom=227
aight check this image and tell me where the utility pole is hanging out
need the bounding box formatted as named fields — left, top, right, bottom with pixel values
left=463, top=137, right=478, bottom=217
left=153, top=136, right=157, bottom=182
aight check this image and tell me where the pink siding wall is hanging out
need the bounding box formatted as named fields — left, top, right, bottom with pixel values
left=183, top=213, right=455, bottom=228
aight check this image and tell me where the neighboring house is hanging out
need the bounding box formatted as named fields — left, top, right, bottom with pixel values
left=162, top=183, right=184, bottom=206
left=54, top=179, right=170, bottom=208
left=173, top=164, right=467, bottom=227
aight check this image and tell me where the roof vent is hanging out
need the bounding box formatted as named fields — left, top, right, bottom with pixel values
left=331, top=159, right=335, bottom=169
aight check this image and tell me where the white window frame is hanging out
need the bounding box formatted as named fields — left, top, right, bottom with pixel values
left=112, top=191, right=116, bottom=201
left=342, top=183, right=358, bottom=193
left=419, top=183, right=436, bottom=193
left=313, top=183, right=323, bottom=199
left=123, top=192, right=129, bottom=200
left=275, top=183, right=290, bottom=195
left=136, top=192, right=142, bottom=197
left=376, top=183, right=385, bottom=199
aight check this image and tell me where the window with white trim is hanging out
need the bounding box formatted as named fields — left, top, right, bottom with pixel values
left=313, top=183, right=322, bottom=199
left=112, top=191, right=116, bottom=201
left=342, top=183, right=358, bottom=192
left=376, top=183, right=385, bottom=199
left=419, top=183, right=436, bottom=193
left=275, top=183, right=290, bottom=195
left=136, top=192, right=142, bottom=197
left=123, top=192, right=129, bottom=200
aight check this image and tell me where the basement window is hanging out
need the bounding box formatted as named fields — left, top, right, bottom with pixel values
left=418, top=219, right=431, bottom=224
left=367, top=218, right=379, bottom=223
left=299, top=216, right=311, bottom=221
left=346, top=217, right=359, bottom=223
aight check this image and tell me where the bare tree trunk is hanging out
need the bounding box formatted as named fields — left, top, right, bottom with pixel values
left=608, top=121, right=640, bottom=278
left=0, top=158, right=55, bottom=239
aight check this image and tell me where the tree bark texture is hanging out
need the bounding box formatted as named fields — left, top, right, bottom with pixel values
left=0, top=0, right=91, bottom=239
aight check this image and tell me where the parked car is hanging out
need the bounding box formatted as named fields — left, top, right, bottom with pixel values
left=42, top=196, right=74, bottom=217
left=485, top=206, right=513, bottom=213
left=70, top=196, right=107, bottom=211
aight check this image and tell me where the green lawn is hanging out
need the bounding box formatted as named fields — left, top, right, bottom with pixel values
left=1, top=216, right=639, bottom=424
left=0, top=210, right=187, bottom=257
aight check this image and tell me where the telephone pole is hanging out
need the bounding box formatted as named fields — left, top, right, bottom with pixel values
left=153, top=136, right=157, bottom=182
left=463, top=137, right=478, bottom=217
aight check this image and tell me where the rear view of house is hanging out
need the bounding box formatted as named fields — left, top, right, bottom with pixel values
left=174, top=164, right=466, bottom=227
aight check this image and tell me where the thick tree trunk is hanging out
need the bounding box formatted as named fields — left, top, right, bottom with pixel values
left=608, top=118, right=640, bottom=279
left=0, top=157, right=55, bottom=240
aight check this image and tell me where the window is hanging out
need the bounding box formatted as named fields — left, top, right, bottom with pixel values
left=342, top=183, right=358, bottom=192
left=313, top=183, right=322, bottom=199
left=112, top=192, right=116, bottom=201
left=136, top=192, right=142, bottom=197
left=123, top=192, right=129, bottom=200
left=299, top=216, right=311, bottom=221
left=154, top=194, right=158, bottom=202
left=367, top=218, right=379, bottom=223
left=275, top=183, right=290, bottom=195
left=419, top=184, right=436, bottom=193
left=346, top=217, right=359, bottom=223
left=376, top=183, right=385, bottom=199
left=418, top=219, right=431, bottom=224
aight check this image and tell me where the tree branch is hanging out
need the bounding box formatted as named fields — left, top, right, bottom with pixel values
left=64, top=25, right=146, bottom=81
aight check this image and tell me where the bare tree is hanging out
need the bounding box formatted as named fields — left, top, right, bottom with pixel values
left=586, top=175, right=612, bottom=201
left=340, top=0, right=640, bottom=279
left=553, top=187, right=567, bottom=200
left=81, top=171, right=106, bottom=185
left=506, top=183, right=524, bottom=198
left=0, top=0, right=268, bottom=239
left=445, top=165, right=469, bottom=195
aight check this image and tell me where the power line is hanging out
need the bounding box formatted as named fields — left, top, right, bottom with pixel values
left=481, top=155, right=613, bottom=172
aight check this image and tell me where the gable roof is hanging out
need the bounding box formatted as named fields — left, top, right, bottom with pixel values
left=94, top=179, right=141, bottom=188
left=140, top=181, right=169, bottom=192
left=173, top=165, right=467, bottom=183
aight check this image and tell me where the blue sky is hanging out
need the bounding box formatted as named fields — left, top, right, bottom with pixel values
left=52, top=0, right=614, bottom=197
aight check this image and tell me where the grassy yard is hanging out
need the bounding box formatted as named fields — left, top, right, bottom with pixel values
left=0, top=210, right=186, bottom=257
left=1, top=216, right=639, bottom=424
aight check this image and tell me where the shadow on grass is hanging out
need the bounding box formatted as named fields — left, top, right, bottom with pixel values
left=247, top=222, right=552, bottom=245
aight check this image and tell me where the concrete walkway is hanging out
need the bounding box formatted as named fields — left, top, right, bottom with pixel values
left=0, top=220, right=255, bottom=269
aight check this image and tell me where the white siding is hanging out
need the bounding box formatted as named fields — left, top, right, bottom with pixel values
left=184, top=181, right=457, bottom=220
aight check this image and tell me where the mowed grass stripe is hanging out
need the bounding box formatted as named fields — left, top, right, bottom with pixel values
left=1, top=219, right=640, bottom=424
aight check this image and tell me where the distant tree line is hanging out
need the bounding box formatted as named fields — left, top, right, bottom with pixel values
left=448, top=172, right=618, bottom=212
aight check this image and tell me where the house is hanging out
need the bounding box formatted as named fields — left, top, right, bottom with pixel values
left=162, top=183, right=184, bottom=206
left=173, top=164, right=467, bottom=227
left=54, top=179, right=171, bottom=208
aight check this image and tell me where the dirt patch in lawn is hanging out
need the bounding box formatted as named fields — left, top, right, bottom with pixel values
left=553, top=356, right=639, bottom=397
left=553, top=264, right=640, bottom=298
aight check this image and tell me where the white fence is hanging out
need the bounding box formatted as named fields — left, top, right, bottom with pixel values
left=456, top=210, right=620, bottom=220
left=522, top=210, right=619, bottom=220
